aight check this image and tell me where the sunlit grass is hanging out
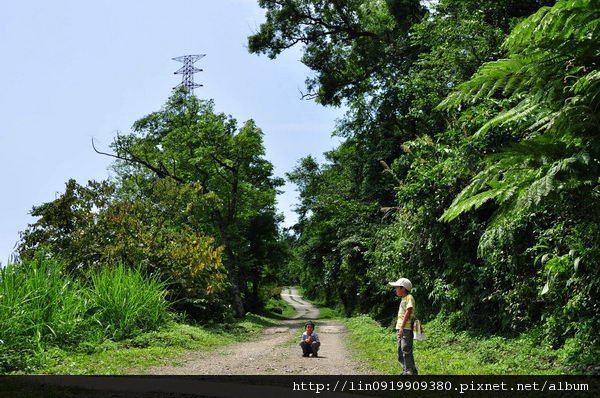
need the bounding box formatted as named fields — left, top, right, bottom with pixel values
left=343, top=315, right=569, bottom=375
left=34, top=315, right=278, bottom=374
left=294, top=291, right=343, bottom=320
left=264, top=296, right=296, bottom=319
left=0, top=256, right=170, bottom=373
left=90, top=264, right=169, bottom=340
left=0, top=254, right=89, bottom=371
left=316, top=306, right=343, bottom=320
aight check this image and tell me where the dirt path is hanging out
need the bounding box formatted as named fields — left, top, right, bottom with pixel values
left=146, top=287, right=374, bottom=375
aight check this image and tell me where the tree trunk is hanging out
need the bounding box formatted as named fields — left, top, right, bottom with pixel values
left=225, top=245, right=245, bottom=317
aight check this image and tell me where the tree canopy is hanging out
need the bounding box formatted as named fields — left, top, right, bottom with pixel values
left=251, top=0, right=598, bottom=367
left=20, top=89, right=287, bottom=318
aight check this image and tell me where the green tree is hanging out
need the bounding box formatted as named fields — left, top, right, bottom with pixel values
left=19, top=178, right=227, bottom=313
left=20, top=90, right=284, bottom=318
left=104, top=90, right=284, bottom=316
left=249, top=0, right=425, bottom=106
left=438, top=0, right=599, bottom=357
left=253, top=0, right=549, bottom=322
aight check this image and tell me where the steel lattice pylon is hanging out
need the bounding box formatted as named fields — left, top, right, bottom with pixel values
left=172, top=54, right=205, bottom=96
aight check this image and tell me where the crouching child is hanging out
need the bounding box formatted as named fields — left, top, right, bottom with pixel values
left=300, top=321, right=320, bottom=357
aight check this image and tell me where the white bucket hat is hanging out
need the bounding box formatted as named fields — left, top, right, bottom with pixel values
left=388, top=277, right=412, bottom=291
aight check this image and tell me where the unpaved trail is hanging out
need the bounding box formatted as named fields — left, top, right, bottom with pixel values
left=146, top=287, right=374, bottom=375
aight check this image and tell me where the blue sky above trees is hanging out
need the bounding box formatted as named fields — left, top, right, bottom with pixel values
left=0, top=0, right=343, bottom=262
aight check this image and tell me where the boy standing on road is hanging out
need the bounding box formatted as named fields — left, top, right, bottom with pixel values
left=300, top=321, right=320, bottom=357
left=389, top=277, right=418, bottom=375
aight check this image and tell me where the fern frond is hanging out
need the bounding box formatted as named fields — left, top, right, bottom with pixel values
left=441, top=0, right=599, bottom=236
left=445, top=161, right=506, bottom=205
left=477, top=205, right=524, bottom=258
left=573, top=70, right=600, bottom=98
left=439, top=0, right=598, bottom=111
left=438, top=56, right=527, bottom=109
left=505, top=0, right=599, bottom=51
left=439, top=187, right=506, bottom=222
left=474, top=97, right=544, bottom=138
left=476, top=155, right=589, bottom=257
left=527, top=110, right=559, bottom=133
left=515, top=157, right=574, bottom=209
left=441, top=134, right=589, bottom=223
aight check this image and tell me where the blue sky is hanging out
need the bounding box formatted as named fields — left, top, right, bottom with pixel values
left=0, top=1, right=343, bottom=262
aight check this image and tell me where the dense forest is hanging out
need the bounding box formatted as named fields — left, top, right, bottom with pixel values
left=3, top=0, right=597, bottom=372
left=248, top=0, right=598, bottom=366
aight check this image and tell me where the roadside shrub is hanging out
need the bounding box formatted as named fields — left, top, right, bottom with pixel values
left=90, top=264, right=169, bottom=340
left=0, top=254, right=172, bottom=373
left=0, top=254, right=87, bottom=372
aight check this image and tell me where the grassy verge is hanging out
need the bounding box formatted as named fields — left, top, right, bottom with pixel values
left=0, top=256, right=287, bottom=375
left=316, top=306, right=343, bottom=320
left=0, top=256, right=171, bottom=373
left=343, top=315, right=571, bottom=375
left=33, top=313, right=277, bottom=375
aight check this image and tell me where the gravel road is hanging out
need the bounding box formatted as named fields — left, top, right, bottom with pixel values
left=146, top=287, right=374, bottom=375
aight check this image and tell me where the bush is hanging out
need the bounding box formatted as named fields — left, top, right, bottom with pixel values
left=0, top=254, right=88, bottom=372
left=90, top=264, right=169, bottom=340
left=0, top=254, right=171, bottom=373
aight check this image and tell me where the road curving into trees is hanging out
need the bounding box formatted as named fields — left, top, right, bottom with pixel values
left=145, top=287, right=374, bottom=375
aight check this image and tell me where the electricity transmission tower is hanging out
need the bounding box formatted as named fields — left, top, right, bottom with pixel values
left=172, top=54, right=205, bottom=96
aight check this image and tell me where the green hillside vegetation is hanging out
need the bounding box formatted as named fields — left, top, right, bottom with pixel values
left=250, top=0, right=599, bottom=372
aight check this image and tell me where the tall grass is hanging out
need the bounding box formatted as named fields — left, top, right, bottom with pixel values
left=90, top=265, right=169, bottom=340
left=0, top=255, right=170, bottom=373
left=0, top=254, right=87, bottom=371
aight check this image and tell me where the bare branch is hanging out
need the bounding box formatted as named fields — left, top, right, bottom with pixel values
left=299, top=88, right=319, bottom=101
left=91, top=137, right=186, bottom=184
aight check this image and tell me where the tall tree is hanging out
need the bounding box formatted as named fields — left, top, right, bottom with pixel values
left=104, top=90, right=284, bottom=316
left=249, top=0, right=425, bottom=106
left=251, top=0, right=548, bottom=316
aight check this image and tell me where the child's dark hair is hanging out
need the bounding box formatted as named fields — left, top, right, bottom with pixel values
left=305, top=321, right=315, bottom=328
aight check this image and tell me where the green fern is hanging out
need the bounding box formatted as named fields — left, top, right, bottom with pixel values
left=440, top=0, right=599, bottom=229
left=504, top=0, right=599, bottom=51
